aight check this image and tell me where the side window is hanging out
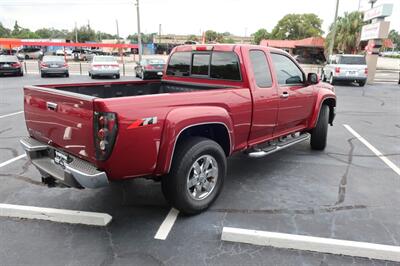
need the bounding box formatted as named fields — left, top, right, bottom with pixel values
left=210, top=52, right=241, bottom=80
left=271, top=53, right=304, bottom=85
left=191, top=53, right=210, bottom=76
left=166, top=52, right=191, bottom=76
left=249, top=50, right=273, bottom=88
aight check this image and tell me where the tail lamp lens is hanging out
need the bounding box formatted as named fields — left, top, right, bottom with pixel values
left=335, top=67, right=340, bottom=73
left=365, top=68, right=368, bottom=74
left=94, top=112, right=118, bottom=160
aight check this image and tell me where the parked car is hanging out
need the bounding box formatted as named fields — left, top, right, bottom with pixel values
left=72, top=49, right=94, bottom=61
left=55, top=49, right=73, bottom=56
left=0, top=55, right=23, bottom=76
left=321, top=54, right=367, bottom=86
left=16, top=47, right=43, bottom=60
left=135, top=58, right=165, bottom=79
left=0, top=49, right=17, bottom=55
left=40, top=56, right=69, bottom=78
left=20, top=44, right=336, bottom=214
left=89, top=55, right=120, bottom=79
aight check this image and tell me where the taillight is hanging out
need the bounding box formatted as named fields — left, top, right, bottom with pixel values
left=145, top=65, right=154, bottom=70
left=94, top=112, right=118, bottom=160
left=11, top=62, right=21, bottom=68
left=335, top=67, right=340, bottom=73
left=364, top=68, right=368, bottom=74
left=63, top=63, right=68, bottom=67
left=93, top=64, right=103, bottom=68
left=41, top=63, right=48, bottom=67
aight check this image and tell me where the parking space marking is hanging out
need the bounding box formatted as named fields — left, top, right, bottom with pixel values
left=0, top=203, right=112, bottom=226
left=0, top=154, right=26, bottom=169
left=0, top=111, right=23, bottom=119
left=222, top=227, right=400, bottom=262
left=154, top=208, right=179, bottom=240
left=343, top=124, right=400, bottom=176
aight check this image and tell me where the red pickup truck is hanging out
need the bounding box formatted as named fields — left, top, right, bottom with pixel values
left=21, top=44, right=336, bottom=214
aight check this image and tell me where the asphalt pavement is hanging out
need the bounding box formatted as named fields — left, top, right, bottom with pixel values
left=0, top=74, right=399, bottom=265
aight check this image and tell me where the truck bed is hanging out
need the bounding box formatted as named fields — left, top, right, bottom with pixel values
left=39, top=80, right=231, bottom=99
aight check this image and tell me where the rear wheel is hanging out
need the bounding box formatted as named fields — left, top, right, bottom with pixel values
left=41, top=73, right=45, bottom=78
left=91, top=74, right=96, bottom=79
left=161, top=137, right=227, bottom=215
left=65, top=72, right=69, bottom=78
left=310, top=104, right=329, bottom=150
left=329, top=74, right=335, bottom=85
left=116, top=74, right=120, bottom=79
left=358, top=80, right=366, bottom=87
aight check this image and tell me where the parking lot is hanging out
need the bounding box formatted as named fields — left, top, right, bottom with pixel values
left=0, top=74, right=399, bottom=265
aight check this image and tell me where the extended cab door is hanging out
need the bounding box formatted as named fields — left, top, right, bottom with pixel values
left=245, top=48, right=279, bottom=144
left=270, top=52, right=315, bottom=135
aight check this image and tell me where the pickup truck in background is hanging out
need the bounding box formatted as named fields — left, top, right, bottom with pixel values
left=321, top=54, right=368, bottom=86
left=21, top=44, right=336, bottom=214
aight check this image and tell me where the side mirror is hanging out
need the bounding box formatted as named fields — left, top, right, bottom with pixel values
left=307, top=73, right=319, bottom=84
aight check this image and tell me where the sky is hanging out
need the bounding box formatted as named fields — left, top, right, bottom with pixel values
left=0, top=0, right=399, bottom=38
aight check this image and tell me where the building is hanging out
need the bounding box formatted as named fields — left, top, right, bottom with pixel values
left=261, top=37, right=326, bottom=64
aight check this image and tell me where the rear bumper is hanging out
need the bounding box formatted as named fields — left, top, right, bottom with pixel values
left=20, top=137, right=108, bottom=189
left=334, top=76, right=367, bottom=82
left=41, top=68, right=68, bottom=74
left=90, top=69, right=119, bottom=76
left=0, top=68, right=22, bottom=75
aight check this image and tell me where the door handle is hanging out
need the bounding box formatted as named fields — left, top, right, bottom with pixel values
left=281, top=92, right=289, bottom=98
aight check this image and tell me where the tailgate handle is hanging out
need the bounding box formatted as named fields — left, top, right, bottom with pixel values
left=47, top=102, right=58, bottom=111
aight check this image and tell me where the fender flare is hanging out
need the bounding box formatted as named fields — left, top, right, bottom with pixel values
left=309, top=90, right=336, bottom=128
left=155, top=106, right=234, bottom=175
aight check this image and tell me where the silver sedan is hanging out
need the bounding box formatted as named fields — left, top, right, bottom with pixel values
left=89, top=56, right=120, bottom=79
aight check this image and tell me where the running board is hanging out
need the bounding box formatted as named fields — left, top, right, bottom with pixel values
left=247, top=133, right=310, bottom=158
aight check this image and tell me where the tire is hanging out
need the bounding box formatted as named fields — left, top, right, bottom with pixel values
left=358, top=80, right=366, bottom=87
left=91, top=75, right=96, bottom=79
left=329, top=74, right=335, bottom=85
left=321, top=72, right=326, bottom=82
left=65, top=72, right=69, bottom=78
left=89, top=72, right=92, bottom=77
left=141, top=71, right=146, bottom=80
left=25, top=55, right=29, bottom=60
left=41, top=73, right=45, bottom=78
left=19, top=71, right=24, bottom=77
left=310, top=104, right=329, bottom=150
left=161, top=137, right=227, bottom=215
left=116, top=74, right=120, bottom=79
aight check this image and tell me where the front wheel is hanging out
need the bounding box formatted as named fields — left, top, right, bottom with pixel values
left=310, top=104, right=329, bottom=150
left=161, top=137, right=227, bottom=215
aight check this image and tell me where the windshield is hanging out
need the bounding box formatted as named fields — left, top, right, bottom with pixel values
left=43, top=56, right=65, bottom=62
left=338, top=56, right=366, bottom=65
left=94, top=56, right=116, bottom=62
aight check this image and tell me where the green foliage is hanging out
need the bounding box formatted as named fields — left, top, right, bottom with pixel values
left=252, top=28, right=270, bottom=44
left=0, top=23, right=11, bottom=37
left=325, top=11, right=364, bottom=54
left=204, top=30, right=235, bottom=43
left=205, top=30, right=218, bottom=42
left=127, top=33, right=156, bottom=44
left=270, top=14, right=323, bottom=40
left=188, top=35, right=199, bottom=42
left=388, top=29, right=400, bottom=49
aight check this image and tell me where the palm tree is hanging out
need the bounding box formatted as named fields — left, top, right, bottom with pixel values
left=326, top=11, right=364, bottom=54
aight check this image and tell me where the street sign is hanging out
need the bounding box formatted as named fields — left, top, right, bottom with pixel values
left=363, top=4, right=393, bottom=22
left=360, top=21, right=390, bottom=41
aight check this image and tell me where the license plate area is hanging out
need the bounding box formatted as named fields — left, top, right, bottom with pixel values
left=53, top=150, right=71, bottom=167
left=347, top=71, right=357, bottom=76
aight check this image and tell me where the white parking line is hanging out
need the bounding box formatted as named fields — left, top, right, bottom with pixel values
left=222, top=227, right=400, bottom=262
left=154, top=208, right=179, bottom=240
left=0, top=111, right=23, bottom=119
left=343, top=124, right=400, bottom=176
left=0, top=154, right=26, bottom=169
left=0, top=203, right=112, bottom=226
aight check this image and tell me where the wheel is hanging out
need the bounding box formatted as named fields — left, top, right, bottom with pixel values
left=310, top=104, right=329, bottom=150
left=141, top=71, right=146, bottom=80
left=65, top=72, right=69, bottom=78
left=116, top=74, right=120, bottom=79
left=41, top=73, right=45, bottom=78
left=329, top=74, right=335, bottom=85
left=25, top=55, right=29, bottom=60
left=91, top=74, right=96, bottom=79
left=161, top=137, right=227, bottom=215
left=19, top=71, right=24, bottom=76
left=358, top=80, right=366, bottom=87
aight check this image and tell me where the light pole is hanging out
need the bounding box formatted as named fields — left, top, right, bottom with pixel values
left=328, top=0, right=340, bottom=59
left=135, top=0, right=142, bottom=62
left=75, top=22, right=78, bottom=43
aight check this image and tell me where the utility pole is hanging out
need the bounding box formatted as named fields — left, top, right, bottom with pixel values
left=328, top=0, right=340, bottom=59
left=135, top=0, right=142, bottom=62
left=74, top=22, right=77, bottom=42
left=116, top=19, right=120, bottom=39
left=159, top=24, right=162, bottom=45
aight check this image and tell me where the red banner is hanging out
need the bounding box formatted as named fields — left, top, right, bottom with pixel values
left=0, top=39, right=138, bottom=49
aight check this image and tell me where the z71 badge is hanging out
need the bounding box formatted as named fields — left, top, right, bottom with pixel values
left=127, top=117, right=158, bottom=129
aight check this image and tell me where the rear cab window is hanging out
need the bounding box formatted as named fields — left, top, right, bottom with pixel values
left=338, top=56, right=366, bottom=65
left=166, top=51, right=241, bottom=81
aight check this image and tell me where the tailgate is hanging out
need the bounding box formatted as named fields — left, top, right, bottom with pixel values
left=24, top=86, right=96, bottom=163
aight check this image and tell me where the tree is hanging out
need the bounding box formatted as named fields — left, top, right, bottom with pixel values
left=188, top=35, right=199, bottom=42
left=0, top=23, right=11, bottom=37
left=270, top=14, right=323, bottom=40
left=76, top=25, right=96, bottom=42
left=388, top=29, right=400, bottom=50
left=252, top=28, right=270, bottom=44
left=12, top=21, right=21, bottom=36
left=205, top=30, right=218, bottom=42
left=325, top=11, right=364, bottom=54
left=127, top=33, right=156, bottom=44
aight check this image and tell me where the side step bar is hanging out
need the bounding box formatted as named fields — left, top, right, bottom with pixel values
left=247, top=133, right=310, bottom=158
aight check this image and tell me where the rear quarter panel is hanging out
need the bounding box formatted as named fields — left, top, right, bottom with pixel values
left=95, top=88, right=252, bottom=179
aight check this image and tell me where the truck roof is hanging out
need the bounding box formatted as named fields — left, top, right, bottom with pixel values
left=174, top=44, right=286, bottom=54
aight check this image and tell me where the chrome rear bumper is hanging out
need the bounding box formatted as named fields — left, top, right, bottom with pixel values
left=20, top=137, right=109, bottom=189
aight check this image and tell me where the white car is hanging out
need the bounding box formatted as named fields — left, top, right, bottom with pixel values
left=55, top=49, right=73, bottom=56
left=88, top=55, right=120, bottom=79
left=321, top=54, right=368, bottom=87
